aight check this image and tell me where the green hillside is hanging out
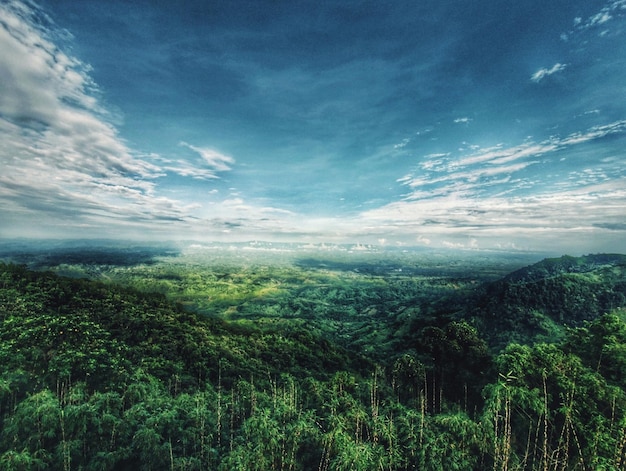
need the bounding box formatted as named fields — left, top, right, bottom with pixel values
left=468, top=254, right=626, bottom=349
left=1, top=254, right=626, bottom=470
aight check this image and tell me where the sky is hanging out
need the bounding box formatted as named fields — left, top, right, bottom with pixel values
left=1, top=0, right=625, bottom=254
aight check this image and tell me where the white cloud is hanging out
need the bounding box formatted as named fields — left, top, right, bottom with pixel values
left=589, top=11, right=612, bottom=26
left=0, top=10, right=97, bottom=123
left=456, top=142, right=556, bottom=167
left=415, top=235, right=431, bottom=245
left=161, top=159, right=220, bottom=180
left=530, top=63, right=567, bottom=83
left=560, top=120, right=626, bottom=146
left=357, top=119, right=626, bottom=252
left=179, top=142, right=235, bottom=173
left=0, top=2, right=249, bottom=241
left=393, top=138, right=410, bottom=149
left=356, top=182, right=626, bottom=251
left=0, top=1, right=191, bottom=238
left=1, top=0, right=624, bottom=252
left=426, top=120, right=626, bottom=174
left=577, top=0, right=626, bottom=30
left=91, top=1, right=626, bottom=249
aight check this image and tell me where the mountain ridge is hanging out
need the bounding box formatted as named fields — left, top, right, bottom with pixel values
left=468, top=253, right=626, bottom=349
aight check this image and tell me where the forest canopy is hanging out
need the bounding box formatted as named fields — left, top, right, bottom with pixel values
left=1, top=248, right=625, bottom=470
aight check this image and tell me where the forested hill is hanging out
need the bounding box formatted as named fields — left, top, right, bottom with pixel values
left=502, top=253, right=626, bottom=283
left=0, top=262, right=361, bottom=391
left=0, top=262, right=370, bottom=469
left=469, top=253, right=626, bottom=348
left=2, top=257, right=626, bottom=469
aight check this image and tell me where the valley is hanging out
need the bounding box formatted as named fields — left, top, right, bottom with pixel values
left=1, top=240, right=625, bottom=470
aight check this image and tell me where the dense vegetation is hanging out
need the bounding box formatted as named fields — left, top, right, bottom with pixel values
left=1, top=248, right=626, bottom=470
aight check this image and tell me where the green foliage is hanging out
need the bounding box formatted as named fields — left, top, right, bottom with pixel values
left=35, top=250, right=503, bottom=362
left=471, top=254, right=626, bottom=349
left=563, top=310, right=626, bottom=388
left=485, top=337, right=626, bottom=469
left=1, top=251, right=626, bottom=470
left=417, top=321, right=491, bottom=414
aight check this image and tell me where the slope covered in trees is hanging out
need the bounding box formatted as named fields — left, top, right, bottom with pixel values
left=469, top=254, right=626, bottom=348
left=1, top=249, right=626, bottom=470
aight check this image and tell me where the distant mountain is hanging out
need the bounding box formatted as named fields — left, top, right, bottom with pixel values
left=469, top=254, right=626, bottom=349
left=502, top=253, right=626, bottom=283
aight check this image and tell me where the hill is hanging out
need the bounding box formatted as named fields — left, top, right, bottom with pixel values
left=503, top=253, right=626, bottom=283
left=467, top=254, right=626, bottom=348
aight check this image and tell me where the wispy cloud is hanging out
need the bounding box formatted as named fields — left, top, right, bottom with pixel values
left=357, top=120, right=626, bottom=251
left=560, top=120, right=626, bottom=145
left=179, top=142, right=235, bottom=173
left=582, top=0, right=626, bottom=28
left=0, top=1, right=208, bottom=237
left=419, top=120, right=626, bottom=175
left=160, top=160, right=221, bottom=180
left=531, top=63, right=567, bottom=83
left=456, top=142, right=556, bottom=167
left=0, top=4, right=211, bottom=239
left=357, top=182, right=626, bottom=251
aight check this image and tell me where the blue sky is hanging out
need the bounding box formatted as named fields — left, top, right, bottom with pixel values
left=1, top=0, right=625, bottom=253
